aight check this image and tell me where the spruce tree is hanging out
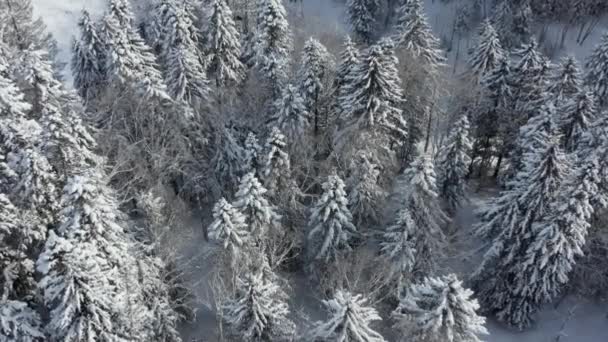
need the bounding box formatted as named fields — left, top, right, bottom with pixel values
left=254, top=0, right=292, bottom=98
left=394, top=0, right=445, bottom=71
left=72, top=10, right=107, bottom=103
left=202, top=0, right=246, bottom=88
left=468, top=19, right=505, bottom=83
left=472, top=133, right=570, bottom=329
left=270, top=84, right=310, bottom=142
left=262, top=127, right=292, bottom=197
left=392, top=274, right=488, bottom=342
left=338, top=39, right=407, bottom=149
left=492, top=0, right=533, bottom=50
left=335, top=36, right=360, bottom=120
left=346, top=152, right=386, bottom=226
left=212, top=125, right=247, bottom=193
left=309, top=290, right=386, bottom=342
left=560, top=90, right=597, bottom=152
left=233, top=172, right=281, bottom=242
left=548, top=56, right=583, bottom=103
left=223, top=270, right=296, bottom=341
left=585, top=32, right=608, bottom=107
left=346, top=0, right=379, bottom=44
left=437, top=115, right=472, bottom=212
left=299, top=38, right=332, bottom=134
left=243, top=132, right=263, bottom=175
left=380, top=208, right=417, bottom=288
left=208, top=197, right=250, bottom=267
left=307, top=174, right=357, bottom=262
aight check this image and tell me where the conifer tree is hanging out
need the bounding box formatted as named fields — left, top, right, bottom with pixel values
left=254, top=0, right=292, bottom=98
left=202, top=0, right=246, bottom=88
left=335, top=36, right=360, bottom=119
left=394, top=0, right=445, bottom=71
left=243, top=132, right=263, bottom=175
left=560, top=90, right=596, bottom=152
left=548, top=56, right=583, bottom=103
left=72, top=10, right=106, bottom=103
left=346, top=152, right=386, bottom=226
left=392, top=274, right=488, bottom=342
left=300, top=38, right=332, bottom=134
left=492, top=0, right=533, bottom=50
left=262, top=127, right=292, bottom=197
left=307, top=174, right=357, bottom=262
left=585, top=32, right=608, bottom=107
left=468, top=19, right=504, bottom=82
left=380, top=208, right=416, bottom=287
left=394, top=154, right=447, bottom=276
left=270, top=84, right=310, bottom=142
left=309, top=290, right=386, bottom=342
left=472, top=133, right=570, bottom=329
left=208, top=198, right=250, bottom=266
left=338, top=39, right=407, bottom=149
left=223, top=271, right=296, bottom=341
left=437, top=115, right=472, bottom=212
left=346, top=0, right=379, bottom=44
left=233, top=172, right=281, bottom=242
left=212, top=125, right=247, bottom=193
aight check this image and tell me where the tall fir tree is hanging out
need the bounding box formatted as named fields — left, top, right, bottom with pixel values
left=392, top=274, right=488, bottom=342
left=346, top=0, right=379, bottom=44
left=559, top=90, right=597, bottom=152
left=243, top=132, right=263, bottom=175
left=262, top=127, right=292, bottom=198
left=307, top=174, right=357, bottom=262
left=436, top=115, right=472, bottom=212
left=208, top=197, right=250, bottom=268
left=548, top=56, right=583, bottom=104
left=491, top=0, right=533, bottom=50
left=334, top=36, right=360, bottom=120
left=299, top=38, right=332, bottom=134
left=346, top=152, right=386, bottom=226
left=309, top=290, right=386, bottom=342
left=72, top=10, right=107, bottom=103
left=380, top=208, right=417, bottom=289
left=270, top=84, right=310, bottom=142
left=585, top=32, right=608, bottom=107
left=468, top=19, right=505, bottom=83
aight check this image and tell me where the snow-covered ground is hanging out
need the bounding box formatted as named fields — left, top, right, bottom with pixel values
left=31, top=0, right=607, bottom=340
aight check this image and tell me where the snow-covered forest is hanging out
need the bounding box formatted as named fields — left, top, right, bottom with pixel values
left=1, top=0, right=608, bottom=341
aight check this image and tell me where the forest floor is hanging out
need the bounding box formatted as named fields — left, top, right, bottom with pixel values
left=31, top=0, right=608, bottom=341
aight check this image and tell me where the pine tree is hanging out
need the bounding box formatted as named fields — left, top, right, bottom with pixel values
left=492, top=0, right=533, bottom=50
left=307, top=174, right=357, bottom=262
left=437, top=115, right=472, bottom=212
left=243, top=132, right=263, bottom=175
left=270, top=84, right=310, bottom=141
left=208, top=197, right=250, bottom=266
left=468, top=19, right=505, bottom=82
left=346, top=0, right=379, bottom=43
left=254, top=0, right=292, bottom=98
left=233, top=172, right=281, bottom=242
left=152, top=0, right=210, bottom=105
left=0, top=195, right=43, bottom=342
left=223, top=270, right=296, bottom=341
left=335, top=36, right=360, bottom=120
left=202, top=0, right=246, bottom=88
left=472, top=133, right=570, bottom=329
left=394, top=0, right=445, bottom=71
left=392, top=274, right=488, bottom=342
left=72, top=10, right=106, bottom=103
left=212, top=125, right=247, bottom=192
left=262, top=127, right=292, bottom=197
left=585, top=32, right=608, bottom=107
left=309, top=290, right=386, bottom=342
left=338, top=39, right=407, bottom=148
left=548, top=56, right=583, bottom=103
left=299, top=38, right=332, bottom=134
left=560, top=90, right=597, bottom=152
left=346, top=152, right=386, bottom=226
left=380, top=208, right=417, bottom=287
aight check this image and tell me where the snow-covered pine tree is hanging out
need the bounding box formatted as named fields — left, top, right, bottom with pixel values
left=309, top=290, right=386, bottom=342
left=346, top=151, right=386, bottom=226
left=254, top=0, right=292, bottom=98
left=468, top=19, right=505, bottom=83
left=338, top=39, right=407, bottom=150
left=346, top=0, right=379, bottom=44
left=299, top=37, right=332, bottom=134
left=335, top=36, right=360, bottom=120
left=0, top=195, right=43, bottom=342
left=472, top=133, right=570, bottom=329
left=548, top=56, right=583, bottom=104
left=307, top=174, right=357, bottom=262
left=243, top=132, right=263, bottom=175
left=72, top=10, right=106, bottom=103
left=223, top=270, right=296, bottom=341
left=437, top=115, right=472, bottom=212
left=394, top=0, right=445, bottom=71
left=585, top=32, right=608, bottom=107
left=560, top=90, right=597, bottom=152
left=270, top=84, right=310, bottom=142
left=492, top=0, right=533, bottom=50
left=202, top=0, right=246, bottom=89
left=262, top=127, right=292, bottom=197
left=152, top=0, right=210, bottom=106
left=394, top=153, right=447, bottom=276
left=233, top=172, right=281, bottom=242
left=208, top=197, right=250, bottom=267
left=212, top=125, right=247, bottom=193
left=512, top=40, right=550, bottom=122
left=379, top=208, right=416, bottom=288
left=392, top=274, right=488, bottom=342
